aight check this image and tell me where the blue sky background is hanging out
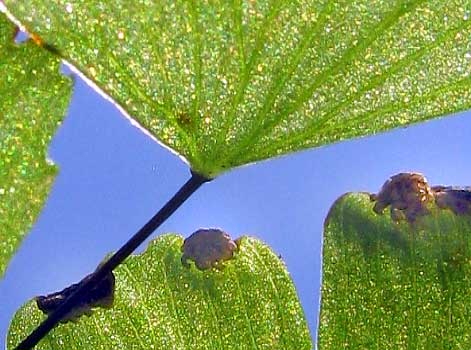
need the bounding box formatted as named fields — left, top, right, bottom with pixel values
left=1, top=68, right=470, bottom=349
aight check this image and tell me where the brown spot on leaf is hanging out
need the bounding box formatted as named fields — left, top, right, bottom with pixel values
left=29, top=32, right=61, bottom=55
left=432, top=186, right=471, bottom=215
left=371, top=172, right=434, bottom=223
left=175, top=111, right=197, bottom=131
left=181, top=228, right=238, bottom=270
left=30, top=32, right=44, bottom=47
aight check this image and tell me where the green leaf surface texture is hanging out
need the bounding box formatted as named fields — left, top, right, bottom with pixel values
left=0, top=13, right=72, bottom=277
left=320, top=193, right=471, bottom=349
left=4, top=1, right=471, bottom=177
left=8, top=234, right=312, bottom=350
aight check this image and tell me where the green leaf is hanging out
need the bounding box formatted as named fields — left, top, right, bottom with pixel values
left=319, top=192, right=471, bottom=349
left=4, top=1, right=471, bottom=178
left=0, top=13, right=72, bottom=277
left=8, top=234, right=312, bottom=349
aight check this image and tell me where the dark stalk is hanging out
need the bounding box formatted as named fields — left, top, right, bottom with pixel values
left=15, top=171, right=210, bottom=350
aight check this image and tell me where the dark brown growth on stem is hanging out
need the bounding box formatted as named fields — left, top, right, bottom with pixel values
left=370, top=172, right=434, bottom=223
left=181, top=228, right=238, bottom=270
left=16, top=173, right=208, bottom=350
left=36, top=268, right=115, bottom=323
